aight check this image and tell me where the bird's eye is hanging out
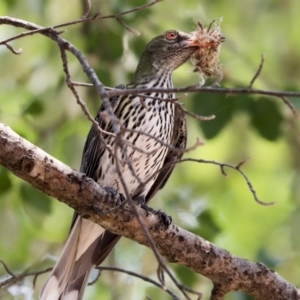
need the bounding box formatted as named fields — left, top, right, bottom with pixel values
left=166, top=31, right=178, bottom=40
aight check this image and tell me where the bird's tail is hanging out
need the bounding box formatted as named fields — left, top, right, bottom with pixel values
left=40, top=217, right=120, bottom=300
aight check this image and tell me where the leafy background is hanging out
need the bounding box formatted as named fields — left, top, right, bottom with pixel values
left=1, top=0, right=300, bottom=299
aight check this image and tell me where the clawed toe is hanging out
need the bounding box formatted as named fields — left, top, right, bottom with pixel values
left=140, top=204, right=172, bottom=228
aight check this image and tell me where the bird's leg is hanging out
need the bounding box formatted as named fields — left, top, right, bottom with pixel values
left=135, top=195, right=172, bottom=228
left=155, top=210, right=172, bottom=227
left=134, top=194, right=147, bottom=205
left=103, top=186, right=125, bottom=207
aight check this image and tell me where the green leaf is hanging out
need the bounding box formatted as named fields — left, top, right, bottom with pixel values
left=191, top=92, right=237, bottom=139
left=257, top=248, right=281, bottom=269
left=2, top=0, right=18, bottom=8
left=195, top=210, right=221, bottom=241
left=85, top=27, right=123, bottom=63
left=249, top=98, right=283, bottom=141
left=20, top=184, right=52, bottom=224
left=0, top=167, right=12, bottom=194
left=174, top=265, right=198, bottom=287
left=23, top=99, right=44, bottom=116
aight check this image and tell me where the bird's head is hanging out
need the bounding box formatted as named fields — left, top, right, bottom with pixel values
left=133, top=30, right=201, bottom=83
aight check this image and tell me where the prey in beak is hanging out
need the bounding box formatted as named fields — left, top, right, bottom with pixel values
left=188, top=19, right=225, bottom=81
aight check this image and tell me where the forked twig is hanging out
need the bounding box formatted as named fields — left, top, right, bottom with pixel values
left=0, top=260, right=52, bottom=289
left=182, top=157, right=275, bottom=206
left=96, top=266, right=182, bottom=300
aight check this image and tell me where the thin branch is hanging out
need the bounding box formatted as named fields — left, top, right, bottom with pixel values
left=105, top=85, right=300, bottom=117
left=0, top=259, right=52, bottom=289
left=281, top=96, right=299, bottom=118
left=3, top=42, right=22, bottom=54
left=248, top=53, right=265, bottom=89
left=0, top=260, right=15, bottom=278
left=95, top=0, right=164, bottom=19
left=138, top=155, right=273, bottom=207
left=69, top=81, right=94, bottom=87
left=66, top=80, right=300, bottom=119
left=58, top=46, right=116, bottom=144
left=106, top=85, right=300, bottom=99
left=116, top=17, right=140, bottom=35
left=97, top=266, right=182, bottom=300
left=81, top=0, right=92, bottom=19
left=0, top=25, right=65, bottom=47
left=180, top=157, right=275, bottom=206
left=179, top=104, right=215, bottom=121
left=0, top=1, right=161, bottom=45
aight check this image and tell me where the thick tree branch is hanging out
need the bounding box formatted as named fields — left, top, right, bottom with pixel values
left=0, top=122, right=299, bottom=300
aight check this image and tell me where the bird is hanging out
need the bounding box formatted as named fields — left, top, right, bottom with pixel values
left=40, top=29, right=201, bottom=300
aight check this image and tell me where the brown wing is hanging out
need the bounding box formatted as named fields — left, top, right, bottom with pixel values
left=79, top=85, right=126, bottom=180
left=145, top=103, right=187, bottom=203
left=69, top=85, right=126, bottom=229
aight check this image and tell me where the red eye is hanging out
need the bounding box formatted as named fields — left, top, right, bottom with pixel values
left=166, top=31, right=178, bottom=40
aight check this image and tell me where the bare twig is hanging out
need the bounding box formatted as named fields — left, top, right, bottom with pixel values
left=179, top=104, right=215, bottom=121
left=139, top=155, right=274, bottom=207
left=97, top=266, right=182, bottom=300
left=0, top=259, right=186, bottom=300
left=105, top=85, right=300, bottom=117
left=94, top=0, right=163, bottom=19
left=0, top=259, right=52, bottom=289
left=281, top=96, right=299, bottom=118
left=81, top=0, right=92, bottom=19
left=0, top=260, right=15, bottom=278
left=4, top=42, right=22, bottom=54
left=248, top=54, right=265, bottom=89
left=106, top=85, right=300, bottom=99
left=71, top=81, right=94, bottom=87
left=180, top=157, right=275, bottom=206
left=116, top=17, right=140, bottom=35
left=0, top=1, right=161, bottom=45
left=64, top=80, right=300, bottom=119
left=58, top=45, right=116, bottom=145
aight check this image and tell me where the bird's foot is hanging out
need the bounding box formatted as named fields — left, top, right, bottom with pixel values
left=133, top=196, right=172, bottom=228
left=155, top=209, right=173, bottom=228
left=103, top=186, right=125, bottom=207
left=134, top=195, right=146, bottom=205
left=140, top=203, right=172, bottom=228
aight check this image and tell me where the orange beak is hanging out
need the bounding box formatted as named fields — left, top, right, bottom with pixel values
left=185, top=37, right=201, bottom=48
left=185, top=36, right=225, bottom=49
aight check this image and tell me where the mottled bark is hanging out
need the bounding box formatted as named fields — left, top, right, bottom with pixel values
left=0, top=123, right=299, bottom=300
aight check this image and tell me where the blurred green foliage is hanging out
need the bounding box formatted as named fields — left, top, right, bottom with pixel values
left=1, top=0, right=300, bottom=299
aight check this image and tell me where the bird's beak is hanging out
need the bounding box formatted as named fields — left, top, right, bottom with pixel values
left=184, top=35, right=225, bottom=49
left=184, top=36, right=201, bottom=48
